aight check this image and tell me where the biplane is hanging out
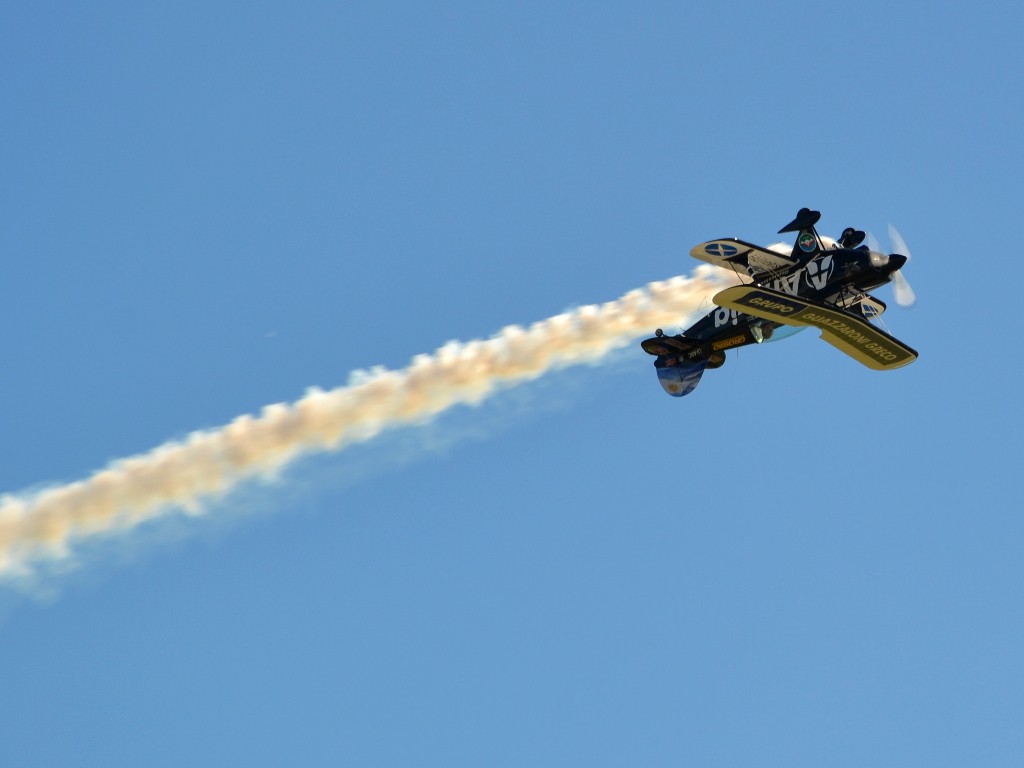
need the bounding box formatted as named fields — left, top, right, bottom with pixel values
left=641, top=208, right=917, bottom=397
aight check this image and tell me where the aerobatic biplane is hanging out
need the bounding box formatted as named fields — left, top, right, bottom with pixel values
left=641, top=208, right=918, bottom=397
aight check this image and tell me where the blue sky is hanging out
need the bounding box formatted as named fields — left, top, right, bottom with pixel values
left=1, top=2, right=1021, bottom=765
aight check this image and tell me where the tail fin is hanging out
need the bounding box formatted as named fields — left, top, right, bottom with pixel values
left=640, top=334, right=708, bottom=397
left=778, top=207, right=824, bottom=261
left=654, top=357, right=708, bottom=397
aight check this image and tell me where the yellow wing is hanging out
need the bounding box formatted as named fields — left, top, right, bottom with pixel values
left=713, top=285, right=917, bottom=371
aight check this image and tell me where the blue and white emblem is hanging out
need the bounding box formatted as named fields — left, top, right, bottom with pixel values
left=704, top=243, right=738, bottom=258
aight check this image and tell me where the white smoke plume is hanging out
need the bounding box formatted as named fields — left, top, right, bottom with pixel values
left=0, top=266, right=728, bottom=579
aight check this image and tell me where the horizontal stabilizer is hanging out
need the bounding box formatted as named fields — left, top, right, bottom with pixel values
left=778, top=207, right=821, bottom=233
left=713, top=285, right=917, bottom=370
left=641, top=335, right=697, bottom=357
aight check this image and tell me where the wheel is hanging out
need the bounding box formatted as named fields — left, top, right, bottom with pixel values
left=707, top=351, right=726, bottom=369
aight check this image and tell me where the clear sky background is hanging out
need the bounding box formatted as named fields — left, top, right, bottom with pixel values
left=1, top=2, right=1021, bottom=766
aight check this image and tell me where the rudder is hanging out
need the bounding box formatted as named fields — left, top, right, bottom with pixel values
left=778, top=207, right=824, bottom=261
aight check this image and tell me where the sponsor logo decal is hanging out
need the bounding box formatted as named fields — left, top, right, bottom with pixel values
left=798, top=232, right=817, bottom=252
left=747, top=250, right=792, bottom=272
left=748, top=296, right=796, bottom=313
left=712, top=334, right=746, bottom=351
left=731, top=290, right=804, bottom=316
left=713, top=307, right=741, bottom=328
left=799, top=311, right=901, bottom=362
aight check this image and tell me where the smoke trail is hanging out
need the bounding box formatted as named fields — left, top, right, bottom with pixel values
left=0, top=266, right=727, bottom=579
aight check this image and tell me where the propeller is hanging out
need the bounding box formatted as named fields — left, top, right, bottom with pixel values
left=865, top=229, right=917, bottom=308
left=887, top=224, right=916, bottom=307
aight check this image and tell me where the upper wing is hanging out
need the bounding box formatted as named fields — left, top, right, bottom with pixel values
left=712, top=285, right=918, bottom=371
left=690, top=238, right=800, bottom=278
